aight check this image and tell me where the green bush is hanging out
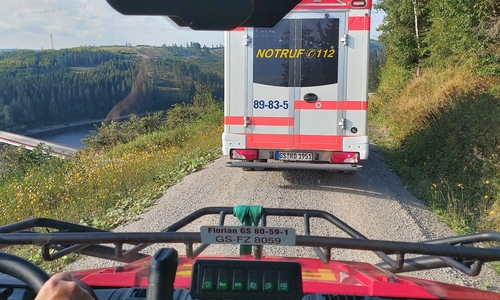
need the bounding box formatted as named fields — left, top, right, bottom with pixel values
left=0, top=144, right=60, bottom=180
left=82, top=112, right=164, bottom=149
left=370, top=68, right=500, bottom=233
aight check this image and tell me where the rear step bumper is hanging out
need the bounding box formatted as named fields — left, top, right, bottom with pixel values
left=225, top=161, right=362, bottom=171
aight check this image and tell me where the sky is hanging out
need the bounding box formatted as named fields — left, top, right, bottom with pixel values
left=1, top=0, right=385, bottom=50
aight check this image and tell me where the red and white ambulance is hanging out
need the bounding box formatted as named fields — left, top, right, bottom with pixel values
left=223, top=0, right=371, bottom=171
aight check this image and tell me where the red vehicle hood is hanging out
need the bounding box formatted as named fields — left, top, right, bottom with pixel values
left=70, top=255, right=500, bottom=300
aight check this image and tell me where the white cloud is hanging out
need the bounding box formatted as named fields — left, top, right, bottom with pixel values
left=0, top=0, right=223, bottom=49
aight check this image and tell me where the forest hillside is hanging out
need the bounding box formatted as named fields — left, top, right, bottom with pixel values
left=0, top=44, right=223, bottom=132
left=369, top=0, right=500, bottom=233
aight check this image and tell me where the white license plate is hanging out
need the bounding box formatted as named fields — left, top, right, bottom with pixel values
left=201, top=226, right=296, bottom=246
left=276, top=152, right=313, bottom=161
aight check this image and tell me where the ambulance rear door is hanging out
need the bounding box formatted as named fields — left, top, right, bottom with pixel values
left=249, top=11, right=347, bottom=151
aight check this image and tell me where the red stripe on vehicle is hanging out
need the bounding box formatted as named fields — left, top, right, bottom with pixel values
left=295, top=101, right=338, bottom=110
left=247, top=134, right=343, bottom=150
left=343, top=101, right=368, bottom=110
left=224, top=116, right=294, bottom=126
left=224, top=116, right=244, bottom=125
left=232, top=27, right=245, bottom=31
left=294, top=101, right=367, bottom=110
left=296, top=0, right=372, bottom=10
left=348, top=16, right=371, bottom=31
left=251, top=117, right=294, bottom=126
left=294, top=135, right=343, bottom=149
left=249, top=134, right=293, bottom=148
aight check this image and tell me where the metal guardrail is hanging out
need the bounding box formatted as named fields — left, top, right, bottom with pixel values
left=0, top=130, right=78, bottom=157
left=0, top=207, right=499, bottom=276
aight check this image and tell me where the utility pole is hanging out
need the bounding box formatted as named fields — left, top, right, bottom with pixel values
left=51, top=34, right=54, bottom=50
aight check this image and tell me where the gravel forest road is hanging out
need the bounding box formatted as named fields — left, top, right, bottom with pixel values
left=67, top=146, right=500, bottom=292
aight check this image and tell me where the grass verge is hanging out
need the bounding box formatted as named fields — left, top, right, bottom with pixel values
left=369, top=65, right=500, bottom=235
left=0, top=103, right=223, bottom=273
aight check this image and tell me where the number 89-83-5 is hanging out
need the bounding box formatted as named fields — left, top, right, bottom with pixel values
left=253, top=100, right=289, bottom=109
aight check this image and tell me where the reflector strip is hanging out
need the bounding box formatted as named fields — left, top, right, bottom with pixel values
left=348, top=16, right=371, bottom=31
left=294, top=101, right=367, bottom=110
left=224, top=116, right=294, bottom=126
left=247, top=134, right=343, bottom=150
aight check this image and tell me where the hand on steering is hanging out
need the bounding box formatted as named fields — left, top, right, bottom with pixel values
left=34, top=273, right=94, bottom=300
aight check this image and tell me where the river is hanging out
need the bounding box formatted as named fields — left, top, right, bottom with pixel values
left=28, top=123, right=100, bottom=148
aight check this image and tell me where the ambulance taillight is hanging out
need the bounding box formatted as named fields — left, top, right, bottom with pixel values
left=330, top=152, right=360, bottom=164
left=230, top=149, right=259, bottom=160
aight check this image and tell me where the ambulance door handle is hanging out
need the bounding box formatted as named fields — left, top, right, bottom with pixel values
left=244, top=117, right=251, bottom=127
left=341, top=34, right=348, bottom=46
left=304, top=93, right=318, bottom=103
left=338, top=118, right=346, bottom=129
left=244, top=35, right=252, bottom=46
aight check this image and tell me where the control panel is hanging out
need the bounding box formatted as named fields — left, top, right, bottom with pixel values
left=190, top=259, right=303, bottom=300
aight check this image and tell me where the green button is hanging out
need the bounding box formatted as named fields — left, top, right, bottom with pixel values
left=218, top=269, right=228, bottom=290
left=263, top=282, right=273, bottom=292
left=218, top=281, right=228, bottom=290
left=233, top=281, right=243, bottom=291
left=233, top=269, right=244, bottom=291
left=263, top=270, right=273, bottom=292
left=203, top=280, right=213, bottom=290
left=202, top=269, right=213, bottom=290
left=278, top=270, right=289, bottom=293
left=248, top=270, right=259, bottom=291
left=278, top=282, right=289, bottom=292
left=248, top=281, right=258, bottom=291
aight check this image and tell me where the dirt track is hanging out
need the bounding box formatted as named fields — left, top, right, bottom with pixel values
left=67, top=146, right=500, bottom=292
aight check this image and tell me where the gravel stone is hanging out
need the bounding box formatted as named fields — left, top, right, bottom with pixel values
left=66, top=146, right=500, bottom=293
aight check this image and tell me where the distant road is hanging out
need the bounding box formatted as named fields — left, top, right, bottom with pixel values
left=0, top=130, right=78, bottom=157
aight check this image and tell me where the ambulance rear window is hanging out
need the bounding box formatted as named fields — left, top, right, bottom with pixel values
left=253, top=18, right=339, bottom=87
left=300, top=18, right=339, bottom=87
left=253, top=20, right=292, bottom=87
